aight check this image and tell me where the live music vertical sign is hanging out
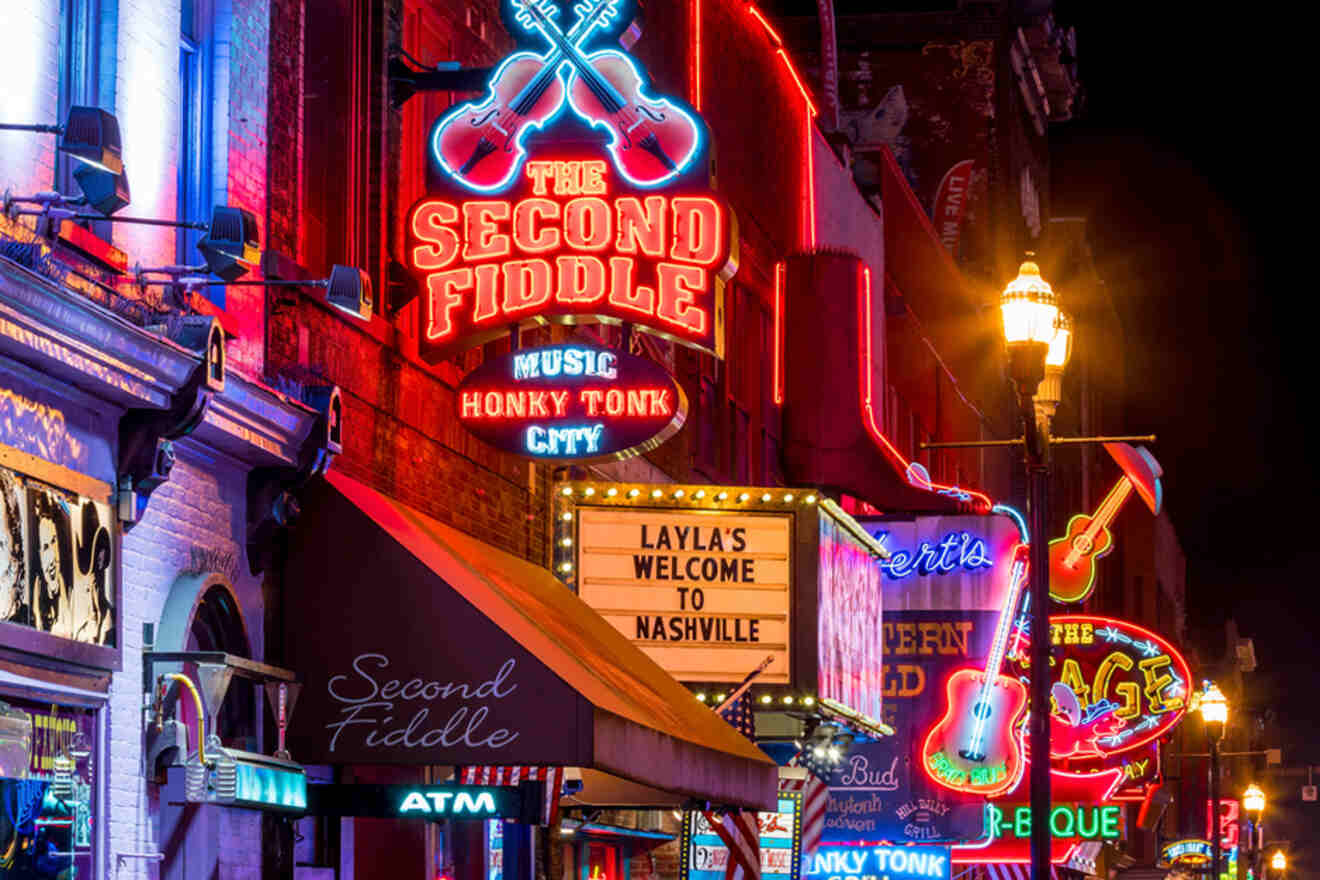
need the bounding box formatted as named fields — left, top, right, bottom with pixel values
left=576, top=507, right=792, bottom=683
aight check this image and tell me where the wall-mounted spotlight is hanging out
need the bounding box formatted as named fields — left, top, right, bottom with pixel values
left=139, top=264, right=374, bottom=322
left=130, top=206, right=260, bottom=288
left=1, top=106, right=131, bottom=214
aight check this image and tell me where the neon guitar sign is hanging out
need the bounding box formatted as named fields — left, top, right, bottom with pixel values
left=1049, top=443, right=1162, bottom=603
left=431, top=0, right=703, bottom=193
left=921, top=543, right=1029, bottom=796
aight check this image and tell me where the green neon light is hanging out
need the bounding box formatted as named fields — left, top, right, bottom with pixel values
left=399, top=790, right=499, bottom=815
left=986, top=804, right=1121, bottom=840
left=233, top=763, right=308, bottom=811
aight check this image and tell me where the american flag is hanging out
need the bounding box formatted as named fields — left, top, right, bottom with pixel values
left=460, top=765, right=566, bottom=825
left=782, top=755, right=828, bottom=863
left=718, top=691, right=757, bottom=741
left=700, top=809, right=762, bottom=880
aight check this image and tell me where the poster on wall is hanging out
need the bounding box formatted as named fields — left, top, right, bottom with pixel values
left=815, top=514, right=1021, bottom=843
left=0, top=694, right=98, bottom=878
left=576, top=507, right=792, bottom=683
left=1, top=464, right=117, bottom=652
left=681, top=792, right=802, bottom=880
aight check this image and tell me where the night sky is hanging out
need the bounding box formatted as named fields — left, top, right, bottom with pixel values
left=1052, top=0, right=1314, bottom=860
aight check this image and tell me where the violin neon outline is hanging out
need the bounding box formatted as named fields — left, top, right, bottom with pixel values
left=429, top=0, right=623, bottom=193
left=517, top=0, right=704, bottom=189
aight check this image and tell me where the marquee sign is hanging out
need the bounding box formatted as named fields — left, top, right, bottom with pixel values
left=409, top=0, right=733, bottom=363
left=456, top=342, right=687, bottom=460
left=1160, top=839, right=1213, bottom=868
left=576, top=506, right=792, bottom=683
left=1005, top=615, right=1190, bottom=766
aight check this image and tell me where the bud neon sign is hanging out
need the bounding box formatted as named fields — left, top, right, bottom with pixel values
left=408, top=157, right=733, bottom=361
left=456, top=342, right=687, bottom=460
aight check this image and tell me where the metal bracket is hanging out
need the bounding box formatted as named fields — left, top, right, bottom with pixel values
left=388, top=56, right=492, bottom=108
left=246, top=385, right=343, bottom=574
left=117, top=317, right=226, bottom=524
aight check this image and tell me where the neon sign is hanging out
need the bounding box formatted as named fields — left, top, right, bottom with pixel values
left=1005, top=614, right=1190, bottom=764
left=431, top=0, right=704, bottom=193
left=409, top=156, right=733, bottom=360
left=455, top=342, right=687, bottom=460
left=805, top=845, right=951, bottom=880
left=413, top=0, right=730, bottom=363
left=1160, top=839, right=1213, bottom=867
left=984, top=804, right=1121, bottom=840
left=874, top=531, right=994, bottom=579
left=400, top=789, right=498, bottom=815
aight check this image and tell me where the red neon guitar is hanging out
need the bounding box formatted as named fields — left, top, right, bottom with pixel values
left=520, top=1, right=702, bottom=186
left=431, top=0, right=622, bottom=192
left=921, top=543, right=1030, bottom=797
left=1048, top=443, right=1162, bottom=603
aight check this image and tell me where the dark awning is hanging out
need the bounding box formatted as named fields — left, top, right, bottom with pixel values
left=280, top=469, right=778, bottom=811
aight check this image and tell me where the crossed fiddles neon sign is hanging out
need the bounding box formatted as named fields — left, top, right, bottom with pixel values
left=431, top=0, right=703, bottom=193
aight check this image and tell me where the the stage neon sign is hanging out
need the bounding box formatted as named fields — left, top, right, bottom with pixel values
left=456, top=342, right=687, bottom=461
left=408, top=157, right=733, bottom=361
left=874, top=530, right=994, bottom=579
left=1006, top=615, right=1190, bottom=762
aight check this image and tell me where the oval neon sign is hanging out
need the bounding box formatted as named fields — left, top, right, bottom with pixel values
left=456, top=342, right=687, bottom=461
left=1007, top=614, right=1191, bottom=762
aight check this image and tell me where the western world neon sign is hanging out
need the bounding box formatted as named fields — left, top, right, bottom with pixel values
left=456, top=342, right=687, bottom=460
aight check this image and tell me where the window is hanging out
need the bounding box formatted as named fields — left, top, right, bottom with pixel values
left=186, top=584, right=256, bottom=751
left=57, top=0, right=115, bottom=238
left=177, top=0, right=214, bottom=275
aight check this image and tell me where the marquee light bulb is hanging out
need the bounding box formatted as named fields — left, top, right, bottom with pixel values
left=782, top=695, right=793, bottom=705
left=714, top=693, right=726, bottom=703
left=738, top=492, right=750, bottom=502
left=805, top=494, right=817, bottom=504
left=694, top=489, right=706, bottom=499
left=606, top=487, right=618, bottom=497
left=760, top=694, right=772, bottom=705
left=674, top=489, right=686, bottom=498
left=716, top=491, right=728, bottom=501
left=761, top=493, right=772, bottom=502
left=783, top=493, right=794, bottom=503
left=695, top=693, right=707, bottom=702
left=559, top=562, right=573, bottom=573
left=583, top=487, right=595, bottom=496
left=561, top=512, right=573, bottom=521
left=561, top=487, right=573, bottom=496
left=803, top=696, right=815, bottom=706
left=628, top=488, right=640, bottom=498
left=560, top=537, right=572, bottom=547
left=651, top=489, right=663, bottom=498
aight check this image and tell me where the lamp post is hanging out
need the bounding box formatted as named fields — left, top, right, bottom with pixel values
left=1000, top=256, right=1068, bottom=880
left=1243, top=783, right=1265, bottom=877
left=1200, top=682, right=1229, bottom=880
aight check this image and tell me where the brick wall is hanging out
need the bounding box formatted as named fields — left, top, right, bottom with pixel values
left=113, top=443, right=266, bottom=878
left=0, top=1, right=60, bottom=198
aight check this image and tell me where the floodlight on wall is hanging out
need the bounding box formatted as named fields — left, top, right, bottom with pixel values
left=1, top=106, right=131, bottom=214
left=133, top=206, right=261, bottom=288
left=138, top=263, right=375, bottom=322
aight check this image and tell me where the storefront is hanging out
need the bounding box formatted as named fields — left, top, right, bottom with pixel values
left=278, top=469, right=781, bottom=879
left=3, top=248, right=340, bottom=877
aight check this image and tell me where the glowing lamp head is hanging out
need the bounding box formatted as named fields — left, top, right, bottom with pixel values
left=1045, top=310, right=1073, bottom=369
left=1000, top=257, right=1060, bottom=399
left=1199, top=682, right=1228, bottom=736
left=1272, top=851, right=1286, bottom=871
left=1243, top=783, right=1265, bottom=815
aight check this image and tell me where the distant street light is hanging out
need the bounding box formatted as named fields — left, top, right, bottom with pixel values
left=1199, top=682, right=1229, bottom=879
left=1243, top=783, right=1265, bottom=878
left=1271, top=850, right=1286, bottom=874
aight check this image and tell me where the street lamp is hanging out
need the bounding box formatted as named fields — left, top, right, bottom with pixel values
left=999, top=254, right=1067, bottom=880
left=1034, top=311, right=1072, bottom=425
left=1243, top=783, right=1265, bottom=878
left=1271, top=850, right=1286, bottom=877
left=1199, top=682, right=1229, bottom=880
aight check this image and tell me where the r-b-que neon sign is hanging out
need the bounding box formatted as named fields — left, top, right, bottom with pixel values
left=410, top=0, right=732, bottom=363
